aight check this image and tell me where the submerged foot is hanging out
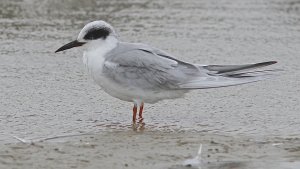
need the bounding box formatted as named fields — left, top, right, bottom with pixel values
left=132, top=118, right=145, bottom=131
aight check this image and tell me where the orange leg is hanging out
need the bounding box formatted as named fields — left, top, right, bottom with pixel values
left=139, top=102, right=144, bottom=119
left=132, top=104, right=137, bottom=122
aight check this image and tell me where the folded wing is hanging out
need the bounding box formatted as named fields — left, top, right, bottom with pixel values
left=103, top=42, right=199, bottom=90
left=104, top=42, right=278, bottom=90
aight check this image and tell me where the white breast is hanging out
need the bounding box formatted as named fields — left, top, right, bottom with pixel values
left=82, top=36, right=118, bottom=79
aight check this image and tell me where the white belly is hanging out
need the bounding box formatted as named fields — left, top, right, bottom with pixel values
left=93, top=74, right=186, bottom=103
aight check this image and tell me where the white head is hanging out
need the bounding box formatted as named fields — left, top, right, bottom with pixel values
left=55, top=20, right=118, bottom=53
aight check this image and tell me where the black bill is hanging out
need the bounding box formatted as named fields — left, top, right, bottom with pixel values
left=55, top=40, right=86, bottom=53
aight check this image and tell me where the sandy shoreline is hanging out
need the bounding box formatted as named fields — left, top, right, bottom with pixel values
left=1, top=129, right=300, bottom=169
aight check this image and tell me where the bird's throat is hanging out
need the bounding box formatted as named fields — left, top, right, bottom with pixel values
left=82, top=36, right=118, bottom=76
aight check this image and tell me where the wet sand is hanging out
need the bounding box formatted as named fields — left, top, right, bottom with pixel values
left=1, top=130, right=300, bottom=169
left=1, top=0, right=300, bottom=168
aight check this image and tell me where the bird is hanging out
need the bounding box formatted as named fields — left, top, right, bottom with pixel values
left=55, top=20, right=277, bottom=123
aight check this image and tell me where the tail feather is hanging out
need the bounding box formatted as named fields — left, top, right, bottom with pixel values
left=225, top=69, right=282, bottom=78
left=179, top=61, right=278, bottom=89
left=203, top=61, right=277, bottom=75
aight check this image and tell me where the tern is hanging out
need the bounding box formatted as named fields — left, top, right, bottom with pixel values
left=55, top=20, right=277, bottom=122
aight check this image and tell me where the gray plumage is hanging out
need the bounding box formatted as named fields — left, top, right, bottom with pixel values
left=103, top=42, right=276, bottom=93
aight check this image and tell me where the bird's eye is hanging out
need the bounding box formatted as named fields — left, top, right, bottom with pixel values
left=84, top=27, right=110, bottom=40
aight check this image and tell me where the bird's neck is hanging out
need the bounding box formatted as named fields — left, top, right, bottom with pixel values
left=83, top=36, right=118, bottom=74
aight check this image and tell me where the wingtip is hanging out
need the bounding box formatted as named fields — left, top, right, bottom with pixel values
left=54, top=48, right=62, bottom=53
left=257, top=61, right=277, bottom=67
left=269, top=61, right=277, bottom=64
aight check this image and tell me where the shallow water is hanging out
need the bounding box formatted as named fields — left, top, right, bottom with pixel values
left=0, top=0, right=300, bottom=168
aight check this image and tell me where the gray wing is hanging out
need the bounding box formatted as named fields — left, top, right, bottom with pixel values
left=103, top=42, right=278, bottom=90
left=103, top=42, right=199, bottom=90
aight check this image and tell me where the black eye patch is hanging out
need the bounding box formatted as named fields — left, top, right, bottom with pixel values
left=84, top=27, right=110, bottom=40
